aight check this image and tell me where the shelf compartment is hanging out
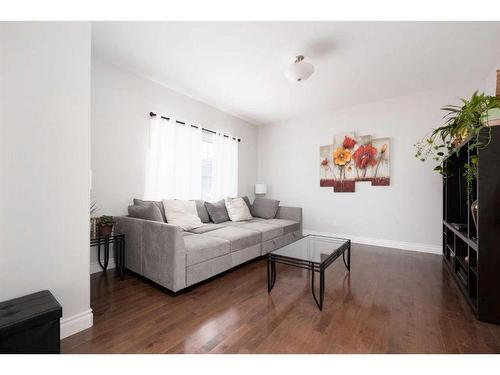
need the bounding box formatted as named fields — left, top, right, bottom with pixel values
left=443, top=221, right=478, bottom=250
left=456, top=266, right=468, bottom=289
left=456, top=255, right=468, bottom=270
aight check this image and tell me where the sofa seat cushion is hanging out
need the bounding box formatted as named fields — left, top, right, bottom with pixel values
left=248, top=218, right=266, bottom=223
left=189, top=223, right=224, bottom=234
left=201, top=226, right=261, bottom=252
left=184, top=234, right=230, bottom=266
left=238, top=222, right=284, bottom=242
left=217, top=221, right=249, bottom=227
left=261, top=219, right=300, bottom=234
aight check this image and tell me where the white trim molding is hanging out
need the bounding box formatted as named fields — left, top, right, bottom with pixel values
left=304, top=229, right=441, bottom=255
left=90, top=258, right=116, bottom=274
left=60, top=309, right=93, bottom=339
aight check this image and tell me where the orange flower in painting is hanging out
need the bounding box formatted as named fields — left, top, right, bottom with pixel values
left=333, top=147, right=351, bottom=166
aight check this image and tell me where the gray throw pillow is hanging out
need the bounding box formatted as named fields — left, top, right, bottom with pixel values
left=252, top=197, right=280, bottom=219
left=192, top=200, right=210, bottom=223
left=128, top=203, right=164, bottom=222
left=205, top=200, right=230, bottom=224
left=133, top=198, right=166, bottom=222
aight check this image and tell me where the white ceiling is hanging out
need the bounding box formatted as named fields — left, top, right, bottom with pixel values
left=92, top=22, right=500, bottom=125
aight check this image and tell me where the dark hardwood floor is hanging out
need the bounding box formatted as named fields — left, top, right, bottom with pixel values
left=62, top=243, right=500, bottom=353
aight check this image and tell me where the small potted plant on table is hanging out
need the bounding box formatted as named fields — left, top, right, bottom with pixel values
left=98, top=215, right=115, bottom=236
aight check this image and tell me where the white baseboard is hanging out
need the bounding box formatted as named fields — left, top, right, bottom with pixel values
left=90, top=258, right=116, bottom=274
left=303, top=229, right=442, bottom=255
left=60, top=309, right=93, bottom=339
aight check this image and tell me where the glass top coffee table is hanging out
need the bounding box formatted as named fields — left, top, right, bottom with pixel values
left=267, top=234, right=351, bottom=310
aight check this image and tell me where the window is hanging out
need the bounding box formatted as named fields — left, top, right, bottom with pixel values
left=201, top=131, right=214, bottom=201
left=144, top=116, right=238, bottom=202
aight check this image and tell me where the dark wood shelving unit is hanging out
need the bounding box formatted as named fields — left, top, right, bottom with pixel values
left=442, top=126, right=500, bottom=324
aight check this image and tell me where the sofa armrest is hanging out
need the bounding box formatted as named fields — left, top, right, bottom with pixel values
left=276, top=206, right=303, bottom=234
left=114, top=216, right=187, bottom=292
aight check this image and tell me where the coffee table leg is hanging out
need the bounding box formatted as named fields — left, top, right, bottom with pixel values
left=342, top=241, right=351, bottom=272
left=320, top=268, right=325, bottom=308
left=267, top=256, right=276, bottom=293
left=311, top=267, right=324, bottom=311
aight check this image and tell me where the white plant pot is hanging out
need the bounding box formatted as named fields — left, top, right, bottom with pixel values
left=484, top=108, right=500, bottom=127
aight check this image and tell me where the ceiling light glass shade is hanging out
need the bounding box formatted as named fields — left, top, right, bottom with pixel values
left=284, top=55, right=315, bottom=82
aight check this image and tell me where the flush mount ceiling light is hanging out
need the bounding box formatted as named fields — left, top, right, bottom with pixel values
left=284, top=55, right=315, bottom=83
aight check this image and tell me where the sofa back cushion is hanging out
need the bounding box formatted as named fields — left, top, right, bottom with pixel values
left=241, top=196, right=253, bottom=215
left=128, top=203, right=164, bottom=222
left=225, top=197, right=253, bottom=221
left=192, top=200, right=210, bottom=223
left=205, top=199, right=230, bottom=224
left=252, top=197, right=280, bottom=219
left=163, top=199, right=204, bottom=231
left=133, top=198, right=166, bottom=222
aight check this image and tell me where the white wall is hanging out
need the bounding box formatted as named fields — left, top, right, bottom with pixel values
left=258, top=83, right=480, bottom=253
left=484, top=61, right=499, bottom=95
left=0, top=22, right=92, bottom=338
left=91, top=56, right=259, bottom=217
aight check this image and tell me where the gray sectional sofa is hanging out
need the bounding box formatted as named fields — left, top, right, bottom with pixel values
left=115, top=203, right=302, bottom=292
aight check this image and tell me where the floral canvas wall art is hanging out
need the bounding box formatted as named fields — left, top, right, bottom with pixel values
left=319, top=132, right=390, bottom=192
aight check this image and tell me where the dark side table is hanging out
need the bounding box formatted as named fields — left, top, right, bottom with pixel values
left=91, top=233, right=125, bottom=279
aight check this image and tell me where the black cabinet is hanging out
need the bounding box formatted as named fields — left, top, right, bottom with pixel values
left=0, top=290, right=62, bottom=353
left=443, top=126, right=500, bottom=324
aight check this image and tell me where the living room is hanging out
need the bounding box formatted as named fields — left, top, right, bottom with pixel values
left=2, top=1, right=500, bottom=372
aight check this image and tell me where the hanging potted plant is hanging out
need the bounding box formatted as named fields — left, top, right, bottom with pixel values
left=414, top=91, right=500, bottom=174
left=98, top=215, right=115, bottom=236
left=414, top=89, right=500, bottom=230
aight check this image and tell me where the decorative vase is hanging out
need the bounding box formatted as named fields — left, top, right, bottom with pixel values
left=471, top=200, right=479, bottom=230
left=99, top=224, right=113, bottom=237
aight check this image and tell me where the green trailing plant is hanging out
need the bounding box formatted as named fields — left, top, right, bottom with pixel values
left=99, top=215, right=114, bottom=227
left=464, top=154, right=478, bottom=201
left=414, top=91, right=499, bottom=179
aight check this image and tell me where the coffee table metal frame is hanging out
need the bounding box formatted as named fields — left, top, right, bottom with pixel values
left=267, top=235, right=351, bottom=310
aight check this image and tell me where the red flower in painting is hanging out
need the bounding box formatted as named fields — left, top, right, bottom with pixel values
left=321, top=158, right=329, bottom=166
left=343, top=136, right=357, bottom=149
left=352, top=144, right=378, bottom=169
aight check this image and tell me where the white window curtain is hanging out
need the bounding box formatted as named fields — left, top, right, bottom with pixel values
left=211, top=131, right=238, bottom=201
left=144, top=116, right=202, bottom=200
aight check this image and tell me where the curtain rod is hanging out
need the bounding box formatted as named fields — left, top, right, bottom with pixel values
left=149, top=112, right=241, bottom=142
